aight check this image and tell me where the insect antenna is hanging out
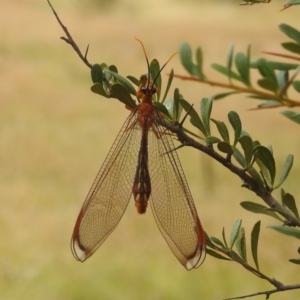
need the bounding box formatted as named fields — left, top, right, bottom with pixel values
left=135, top=37, right=178, bottom=90
left=135, top=37, right=151, bottom=89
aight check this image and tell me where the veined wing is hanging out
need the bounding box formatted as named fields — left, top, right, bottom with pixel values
left=148, top=112, right=206, bottom=270
left=71, top=109, right=141, bottom=261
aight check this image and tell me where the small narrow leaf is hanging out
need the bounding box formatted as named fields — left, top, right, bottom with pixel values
left=227, top=44, right=234, bottom=82
left=205, top=136, right=221, bottom=144
left=211, top=63, right=242, bottom=82
left=127, top=75, right=139, bottom=86
left=179, top=99, right=205, bottom=134
left=230, top=219, right=242, bottom=250
left=211, top=237, right=226, bottom=249
left=206, top=249, right=231, bottom=260
left=292, top=80, right=300, bottom=93
left=180, top=43, right=200, bottom=77
left=254, top=145, right=276, bottom=186
left=269, top=225, right=300, bottom=239
left=200, top=97, right=213, bottom=136
left=279, top=23, right=300, bottom=45
left=240, top=201, right=283, bottom=221
left=235, top=227, right=247, bottom=262
left=153, top=102, right=171, bottom=118
left=150, top=59, right=161, bottom=101
left=235, top=52, right=250, bottom=86
left=238, top=135, right=253, bottom=168
left=281, top=42, right=300, bottom=55
left=256, top=58, right=278, bottom=91
left=161, top=69, right=174, bottom=103
left=251, top=221, right=261, bottom=271
left=274, top=154, right=293, bottom=189
left=195, top=47, right=206, bottom=80
left=257, top=78, right=278, bottom=93
left=211, top=119, right=230, bottom=143
left=110, top=83, right=136, bottom=108
left=105, top=70, right=136, bottom=95
left=217, top=141, right=233, bottom=154
left=228, top=111, right=242, bottom=146
left=91, top=64, right=103, bottom=84
left=282, top=193, right=299, bottom=219
left=90, top=83, right=109, bottom=98
left=289, top=258, right=300, bottom=265
left=281, top=110, right=300, bottom=125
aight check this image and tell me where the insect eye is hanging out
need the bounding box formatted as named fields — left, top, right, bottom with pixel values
left=141, top=87, right=147, bottom=94
left=152, top=87, right=156, bottom=94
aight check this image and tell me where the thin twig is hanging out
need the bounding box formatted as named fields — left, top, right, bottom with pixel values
left=47, top=0, right=92, bottom=68
left=173, top=74, right=300, bottom=107
left=224, top=283, right=300, bottom=299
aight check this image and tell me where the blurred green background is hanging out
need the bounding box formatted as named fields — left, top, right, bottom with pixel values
left=1, top=0, right=300, bottom=299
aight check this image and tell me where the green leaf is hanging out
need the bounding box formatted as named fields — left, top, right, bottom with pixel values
left=105, top=70, right=136, bottom=95
left=282, top=192, right=299, bottom=219
left=284, top=0, right=300, bottom=5
left=235, top=227, right=247, bottom=262
left=126, top=75, right=139, bottom=86
left=277, top=70, right=289, bottom=95
left=195, top=47, right=206, bottom=80
left=247, top=167, right=265, bottom=189
left=235, top=52, right=250, bottom=86
left=233, top=148, right=246, bottom=167
left=254, top=145, right=276, bottom=186
left=289, top=258, right=300, bottom=265
left=257, top=78, right=278, bottom=93
left=206, top=249, right=230, bottom=260
left=153, top=102, right=171, bottom=118
left=269, top=225, right=300, bottom=239
left=211, top=119, right=230, bottom=143
left=211, top=63, right=242, bottom=82
left=292, top=80, right=300, bottom=93
left=91, top=64, right=103, bottom=84
left=150, top=59, right=161, bottom=101
left=251, top=221, right=261, bottom=271
left=180, top=43, right=200, bottom=77
left=179, top=99, right=205, bottom=134
left=200, top=97, right=213, bottom=136
left=228, top=111, right=242, bottom=146
left=161, top=69, right=174, bottom=103
left=211, top=237, right=226, bottom=248
left=238, top=135, right=253, bottom=168
left=90, top=82, right=109, bottom=98
left=227, top=44, right=234, bottom=82
left=240, top=201, right=283, bottom=221
left=205, top=136, right=221, bottom=144
left=274, top=154, right=293, bottom=189
left=281, top=42, right=300, bottom=55
left=281, top=110, right=300, bottom=125
left=217, top=141, right=233, bottom=154
left=256, top=58, right=278, bottom=91
left=279, top=23, right=300, bottom=45
left=213, top=91, right=240, bottom=100
left=230, top=219, right=242, bottom=250
left=110, top=82, right=136, bottom=108
left=222, top=227, right=228, bottom=248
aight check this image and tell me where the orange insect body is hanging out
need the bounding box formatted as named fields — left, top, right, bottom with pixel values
left=71, top=40, right=206, bottom=270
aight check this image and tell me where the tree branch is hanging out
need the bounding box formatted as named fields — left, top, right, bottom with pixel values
left=161, top=120, right=300, bottom=227
left=47, top=0, right=92, bottom=68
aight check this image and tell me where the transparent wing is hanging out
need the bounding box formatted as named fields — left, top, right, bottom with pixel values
left=148, top=113, right=206, bottom=270
left=71, top=110, right=141, bottom=261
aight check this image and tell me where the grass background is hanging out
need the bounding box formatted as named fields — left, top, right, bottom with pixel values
left=1, top=0, right=300, bottom=299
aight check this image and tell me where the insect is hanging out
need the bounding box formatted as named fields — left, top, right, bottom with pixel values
left=71, top=39, right=206, bottom=270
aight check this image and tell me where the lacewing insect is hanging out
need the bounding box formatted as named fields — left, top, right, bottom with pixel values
left=71, top=39, right=206, bottom=270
